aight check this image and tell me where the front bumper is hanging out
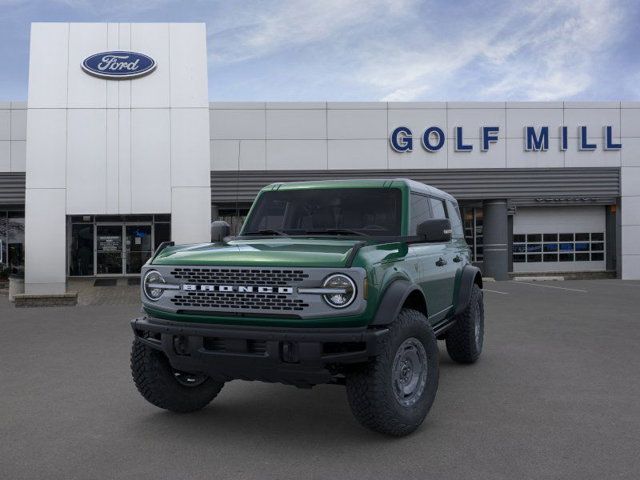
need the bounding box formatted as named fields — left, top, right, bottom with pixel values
left=131, top=316, right=389, bottom=387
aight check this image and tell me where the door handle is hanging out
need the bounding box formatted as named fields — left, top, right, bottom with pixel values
left=453, top=255, right=462, bottom=263
left=435, top=257, right=447, bottom=267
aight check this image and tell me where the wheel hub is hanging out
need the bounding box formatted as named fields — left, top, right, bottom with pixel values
left=392, top=337, right=428, bottom=407
left=399, top=360, right=412, bottom=382
left=172, top=369, right=207, bottom=387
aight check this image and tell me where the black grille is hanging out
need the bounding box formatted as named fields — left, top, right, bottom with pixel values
left=169, top=267, right=309, bottom=286
left=170, top=291, right=309, bottom=311
left=202, top=337, right=267, bottom=356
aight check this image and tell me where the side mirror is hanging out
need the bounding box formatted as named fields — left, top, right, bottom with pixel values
left=417, top=218, right=452, bottom=243
left=211, top=220, right=231, bottom=243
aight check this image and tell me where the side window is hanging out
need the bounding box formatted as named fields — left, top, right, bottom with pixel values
left=445, top=200, right=464, bottom=238
left=410, top=193, right=431, bottom=234
left=429, top=197, right=447, bottom=219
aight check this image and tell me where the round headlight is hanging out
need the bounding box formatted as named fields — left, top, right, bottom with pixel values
left=322, top=274, right=356, bottom=308
left=143, top=270, right=165, bottom=301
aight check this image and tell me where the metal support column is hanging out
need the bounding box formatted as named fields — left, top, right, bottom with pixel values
left=482, top=199, right=509, bottom=281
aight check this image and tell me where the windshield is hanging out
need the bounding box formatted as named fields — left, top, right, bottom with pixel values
left=242, top=188, right=402, bottom=237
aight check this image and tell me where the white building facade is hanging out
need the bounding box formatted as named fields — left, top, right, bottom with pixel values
left=24, top=22, right=210, bottom=294
left=0, top=22, right=639, bottom=295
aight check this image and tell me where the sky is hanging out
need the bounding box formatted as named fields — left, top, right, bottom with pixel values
left=0, top=0, right=638, bottom=102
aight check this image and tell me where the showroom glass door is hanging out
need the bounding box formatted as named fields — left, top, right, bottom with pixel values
left=95, top=224, right=153, bottom=275
left=95, top=225, right=124, bottom=275
left=125, top=225, right=153, bottom=274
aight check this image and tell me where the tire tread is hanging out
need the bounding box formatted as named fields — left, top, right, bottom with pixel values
left=346, top=309, right=439, bottom=436
left=131, top=339, right=224, bottom=413
left=445, top=284, right=483, bottom=364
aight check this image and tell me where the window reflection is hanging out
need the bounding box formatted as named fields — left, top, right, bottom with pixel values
left=0, top=211, right=25, bottom=275
left=513, top=232, right=606, bottom=263
left=462, top=207, right=483, bottom=262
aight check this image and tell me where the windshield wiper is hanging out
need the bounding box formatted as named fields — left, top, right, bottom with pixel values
left=243, top=229, right=289, bottom=237
left=303, top=228, right=369, bottom=237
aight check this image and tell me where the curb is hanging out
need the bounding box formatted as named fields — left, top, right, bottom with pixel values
left=513, top=276, right=565, bottom=282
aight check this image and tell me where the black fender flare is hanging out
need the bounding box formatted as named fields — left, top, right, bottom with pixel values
left=370, top=279, right=427, bottom=326
left=454, top=265, right=483, bottom=316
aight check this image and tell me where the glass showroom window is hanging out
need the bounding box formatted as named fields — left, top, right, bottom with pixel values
left=0, top=211, right=6, bottom=272
left=0, top=211, right=25, bottom=275
left=70, top=218, right=95, bottom=276
left=219, top=208, right=250, bottom=235
left=68, top=214, right=172, bottom=277
left=153, top=214, right=171, bottom=249
left=512, top=232, right=605, bottom=263
left=462, top=207, right=483, bottom=262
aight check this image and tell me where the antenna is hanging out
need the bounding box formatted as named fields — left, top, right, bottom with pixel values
left=234, top=140, right=241, bottom=234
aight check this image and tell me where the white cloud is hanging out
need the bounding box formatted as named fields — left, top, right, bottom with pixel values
left=207, top=0, right=625, bottom=101
left=365, top=0, right=624, bottom=100
left=478, top=0, right=622, bottom=100
left=365, top=36, right=487, bottom=101
left=0, top=0, right=629, bottom=101
left=0, top=0, right=174, bottom=12
left=209, top=0, right=417, bottom=64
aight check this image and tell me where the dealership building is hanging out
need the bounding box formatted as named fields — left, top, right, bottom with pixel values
left=1, top=22, right=639, bottom=296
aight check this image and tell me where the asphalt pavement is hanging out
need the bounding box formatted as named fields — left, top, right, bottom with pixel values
left=1, top=279, right=639, bottom=480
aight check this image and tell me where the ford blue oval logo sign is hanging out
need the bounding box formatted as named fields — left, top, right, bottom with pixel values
left=81, top=51, right=156, bottom=79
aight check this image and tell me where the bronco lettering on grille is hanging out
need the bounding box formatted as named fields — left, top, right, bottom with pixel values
left=182, top=285, right=294, bottom=294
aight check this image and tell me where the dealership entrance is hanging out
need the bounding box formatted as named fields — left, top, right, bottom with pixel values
left=68, top=215, right=171, bottom=277
left=95, top=224, right=152, bottom=275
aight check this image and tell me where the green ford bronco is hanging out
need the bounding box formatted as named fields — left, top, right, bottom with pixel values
left=131, top=179, right=484, bottom=436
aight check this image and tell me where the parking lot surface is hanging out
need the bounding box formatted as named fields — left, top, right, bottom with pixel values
left=1, top=280, right=639, bottom=480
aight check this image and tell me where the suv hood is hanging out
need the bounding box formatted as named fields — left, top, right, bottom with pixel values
left=152, top=238, right=362, bottom=268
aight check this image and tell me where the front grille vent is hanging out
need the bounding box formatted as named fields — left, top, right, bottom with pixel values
left=169, top=268, right=309, bottom=286
left=170, top=292, right=309, bottom=311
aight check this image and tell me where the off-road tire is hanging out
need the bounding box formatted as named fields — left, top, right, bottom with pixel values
left=131, top=338, right=224, bottom=413
left=345, top=308, right=439, bottom=436
left=445, top=283, right=484, bottom=364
